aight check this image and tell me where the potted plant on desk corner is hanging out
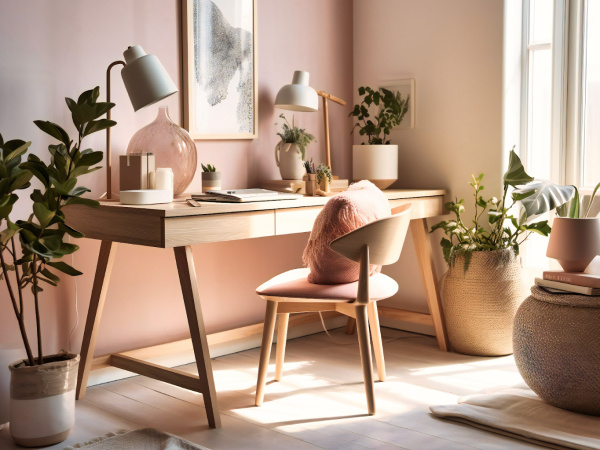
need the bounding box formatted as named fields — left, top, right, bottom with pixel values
left=275, top=113, right=316, bottom=180
left=201, top=163, right=221, bottom=192
left=349, top=86, right=409, bottom=189
left=430, top=149, right=574, bottom=356
left=0, top=86, right=113, bottom=447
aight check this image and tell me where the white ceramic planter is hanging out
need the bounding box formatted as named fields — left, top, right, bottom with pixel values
left=352, top=144, right=398, bottom=189
left=9, top=354, right=79, bottom=447
left=275, top=142, right=305, bottom=180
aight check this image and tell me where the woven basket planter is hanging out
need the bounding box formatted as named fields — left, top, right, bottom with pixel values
left=442, top=249, right=528, bottom=356
left=514, top=286, right=600, bottom=416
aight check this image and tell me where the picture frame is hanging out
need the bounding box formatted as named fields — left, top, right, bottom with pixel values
left=182, top=0, right=258, bottom=139
left=380, top=78, right=415, bottom=129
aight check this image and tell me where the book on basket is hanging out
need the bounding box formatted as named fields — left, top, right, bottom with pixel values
left=535, top=277, right=600, bottom=296
left=542, top=270, right=600, bottom=288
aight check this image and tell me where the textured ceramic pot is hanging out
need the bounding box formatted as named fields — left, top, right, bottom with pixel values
left=127, top=107, right=197, bottom=197
left=352, top=144, right=398, bottom=189
left=9, top=354, right=79, bottom=447
left=275, top=142, right=305, bottom=180
left=514, top=286, right=600, bottom=415
left=546, top=217, right=600, bottom=272
left=442, top=249, right=529, bottom=356
left=201, top=172, right=221, bottom=192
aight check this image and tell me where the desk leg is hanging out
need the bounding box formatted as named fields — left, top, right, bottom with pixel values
left=174, top=246, right=221, bottom=429
left=410, top=218, right=449, bottom=351
left=77, top=240, right=118, bottom=399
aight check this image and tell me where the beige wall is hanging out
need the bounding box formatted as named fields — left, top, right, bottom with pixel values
left=0, top=0, right=354, bottom=356
left=353, top=0, right=505, bottom=313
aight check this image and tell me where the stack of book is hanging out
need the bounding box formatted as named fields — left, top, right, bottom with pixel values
left=535, top=270, right=600, bottom=295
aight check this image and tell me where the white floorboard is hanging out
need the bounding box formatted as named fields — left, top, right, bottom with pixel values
left=0, top=327, right=543, bottom=449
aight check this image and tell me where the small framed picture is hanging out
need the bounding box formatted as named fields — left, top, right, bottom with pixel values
left=380, top=78, right=415, bottom=129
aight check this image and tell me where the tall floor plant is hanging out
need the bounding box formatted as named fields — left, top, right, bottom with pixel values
left=0, top=87, right=114, bottom=366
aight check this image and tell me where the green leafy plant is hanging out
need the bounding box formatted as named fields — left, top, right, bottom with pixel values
left=349, top=86, right=409, bottom=145
left=316, top=163, right=332, bottom=184
left=0, top=86, right=114, bottom=366
left=556, top=182, right=600, bottom=218
left=201, top=163, right=216, bottom=172
left=275, top=113, right=316, bottom=161
left=430, top=148, right=574, bottom=269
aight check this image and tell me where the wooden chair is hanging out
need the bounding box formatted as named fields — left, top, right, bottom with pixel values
left=254, top=204, right=412, bottom=414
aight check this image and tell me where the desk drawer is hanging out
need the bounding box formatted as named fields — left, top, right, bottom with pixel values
left=164, top=210, right=275, bottom=247
left=275, top=206, right=321, bottom=235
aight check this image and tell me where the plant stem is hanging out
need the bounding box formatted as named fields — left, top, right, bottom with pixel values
left=11, top=237, right=25, bottom=314
left=31, top=255, right=43, bottom=365
left=0, top=244, right=35, bottom=365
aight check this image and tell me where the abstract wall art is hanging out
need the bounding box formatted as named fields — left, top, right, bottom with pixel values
left=182, top=0, right=257, bottom=139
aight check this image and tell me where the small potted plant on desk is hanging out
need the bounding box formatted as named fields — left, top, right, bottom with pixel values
left=316, top=163, right=332, bottom=194
left=201, top=163, right=221, bottom=192
left=275, top=113, right=315, bottom=180
left=0, top=87, right=112, bottom=446
left=349, top=86, right=409, bottom=189
left=430, top=149, right=574, bottom=356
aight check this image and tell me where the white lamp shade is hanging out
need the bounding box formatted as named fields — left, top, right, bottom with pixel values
left=275, top=70, right=318, bottom=112
left=121, top=46, right=178, bottom=112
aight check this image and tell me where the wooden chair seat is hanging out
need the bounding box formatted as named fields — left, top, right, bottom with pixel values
left=254, top=204, right=413, bottom=415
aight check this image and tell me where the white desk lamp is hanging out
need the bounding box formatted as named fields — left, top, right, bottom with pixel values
left=275, top=70, right=346, bottom=175
left=105, top=45, right=178, bottom=199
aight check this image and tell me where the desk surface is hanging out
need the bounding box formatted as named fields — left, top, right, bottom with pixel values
left=65, top=189, right=446, bottom=248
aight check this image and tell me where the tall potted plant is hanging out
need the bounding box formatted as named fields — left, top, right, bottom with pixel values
left=274, top=113, right=316, bottom=180
left=430, top=149, right=574, bottom=356
left=0, top=87, right=114, bottom=447
left=349, top=86, right=409, bottom=189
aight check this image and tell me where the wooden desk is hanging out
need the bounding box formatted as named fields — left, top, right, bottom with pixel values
left=65, top=189, right=448, bottom=429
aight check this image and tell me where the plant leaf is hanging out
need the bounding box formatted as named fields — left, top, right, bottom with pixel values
left=503, top=149, right=534, bottom=187
left=513, top=180, right=575, bottom=217
left=47, top=261, right=83, bottom=276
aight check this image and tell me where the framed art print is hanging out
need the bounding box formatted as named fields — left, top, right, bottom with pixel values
left=182, top=0, right=257, bottom=139
left=380, top=78, right=415, bottom=129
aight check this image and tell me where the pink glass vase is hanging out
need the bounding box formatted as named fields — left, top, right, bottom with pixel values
left=126, top=107, right=197, bottom=196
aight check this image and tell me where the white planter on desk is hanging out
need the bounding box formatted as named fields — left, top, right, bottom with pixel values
left=352, top=144, right=398, bottom=189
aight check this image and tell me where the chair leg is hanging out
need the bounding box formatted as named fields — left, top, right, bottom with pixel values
left=345, top=317, right=357, bottom=334
left=368, top=302, right=386, bottom=382
left=355, top=305, right=375, bottom=415
left=255, top=300, right=278, bottom=406
left=275, top=313, right=289, bottom=381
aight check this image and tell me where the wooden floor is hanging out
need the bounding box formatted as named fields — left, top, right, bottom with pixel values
left=0, top=327, right=542, bottom=449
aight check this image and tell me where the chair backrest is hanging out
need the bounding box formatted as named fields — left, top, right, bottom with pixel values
left=329, top=203, right=412, bottom=266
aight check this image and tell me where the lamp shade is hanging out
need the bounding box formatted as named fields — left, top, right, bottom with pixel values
left=121, top=45, right=178, bottom=111
left=275, top=70, right=318, bottom=112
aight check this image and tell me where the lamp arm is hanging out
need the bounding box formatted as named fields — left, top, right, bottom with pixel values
left=316, top=90, right=346, bottom=106
left=105, top=60, right=126, bottom=200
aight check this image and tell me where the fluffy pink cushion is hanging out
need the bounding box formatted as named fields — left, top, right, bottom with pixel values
left=302, top=180, right=391, bottom=284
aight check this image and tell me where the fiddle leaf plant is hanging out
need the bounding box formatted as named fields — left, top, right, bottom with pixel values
left=349, top=86, right=409, bottom=145
left=0, top=86, right=115, bottom=366
left=430, top=148, right=575, bottom=270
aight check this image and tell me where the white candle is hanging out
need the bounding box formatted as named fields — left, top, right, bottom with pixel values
left=155, top=167, right=174, bottom=201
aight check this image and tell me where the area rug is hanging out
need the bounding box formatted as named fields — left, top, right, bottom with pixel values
left=64, top=427, right=210, bottom=450
left=430, top=384, right=600, bottom=450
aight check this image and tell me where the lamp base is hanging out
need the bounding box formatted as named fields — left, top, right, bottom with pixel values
left=120, top=189, right=173, bottom=205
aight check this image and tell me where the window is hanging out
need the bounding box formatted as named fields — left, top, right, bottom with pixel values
left=522, top=0, right=600, bottom=188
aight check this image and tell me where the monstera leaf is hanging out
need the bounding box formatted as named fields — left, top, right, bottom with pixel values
left=513, top=180, right=575, bottom=217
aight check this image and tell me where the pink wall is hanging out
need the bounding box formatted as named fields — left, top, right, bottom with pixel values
left=353, top=0, right=505, bottom=313
left=0, top=0, right=353, bottom=356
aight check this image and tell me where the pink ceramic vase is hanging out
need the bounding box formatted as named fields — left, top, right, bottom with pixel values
left=126, top=107, right=197, bottom=196
left=546, top=217, right=600, bottom=272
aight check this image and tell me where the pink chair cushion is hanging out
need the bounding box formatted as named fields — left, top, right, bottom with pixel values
left=302, top=180, right=391, bottom=284
left=256, top=268, right=399, bottom=301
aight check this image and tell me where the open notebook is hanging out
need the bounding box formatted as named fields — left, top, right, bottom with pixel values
left=191, top=189, right=302, bottom=203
